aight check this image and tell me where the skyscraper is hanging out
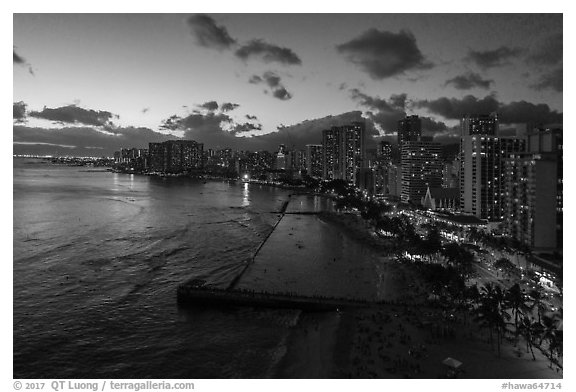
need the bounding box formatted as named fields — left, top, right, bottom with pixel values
left=504, top=128, right=562, bottom=250
left=397, top=115, right=422, bottom=145
left=460, top=134, right=525, bottom=220
left=461, top=113, right=498, bottom=137
left=305, top=144, right=323, bottom=178
left=147, top=140, right=203, bottom=173
left=322, top=121, right=365, bottom=182
left=377, top=141, right=392, bottom=165
left=400, top=139, right=442, bottom=204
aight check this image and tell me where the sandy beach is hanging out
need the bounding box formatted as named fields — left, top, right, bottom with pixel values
left=238, top=195, right=561, bottom=379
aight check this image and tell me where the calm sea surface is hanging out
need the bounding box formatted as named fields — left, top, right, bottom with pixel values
left=14, top=158, right=305, bottom=378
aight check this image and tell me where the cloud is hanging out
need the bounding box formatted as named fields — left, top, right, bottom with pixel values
left=186, top=14, right=236, bottom=51
left=528, top=32, right=562, bottom=66
left=29, top=105, right=119, bottom=128
left=221, top=102, right=240, bottom=112
left=249, top=71, right=293, bottom=100
left=272, top=87, right=292, bottom=100
left=466, top=46, right=525, bottom=69
left=13, top=101, right=27, bottom=122
left=246, top=114, right=258, bottom=120
left=14, top=48, right=35, bottom=75
left=199, top=101, right=219, bottom=111
left=414, top=94, right=500, bottom=119
left=13, top=50, right=25, bottom=64
left=444, top=72, right=493, bottom=90
left=235, top=39, right=302, bottom=65
left=336, top=28, right=432, bottom=79
left=13, top=125, right=178, bottom=157
left=414, top=94, right=562, bottom=124
left=531, top=67, right=562, bottom=92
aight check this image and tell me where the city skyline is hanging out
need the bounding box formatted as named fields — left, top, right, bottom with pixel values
left=13, top=13, right=562, bottom=157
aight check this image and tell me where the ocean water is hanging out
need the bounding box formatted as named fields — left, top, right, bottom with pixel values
left=13, top=158, right=301, bottom=379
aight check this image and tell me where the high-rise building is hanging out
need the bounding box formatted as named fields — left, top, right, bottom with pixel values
left=305, top=144, right=323, bottom=178
left=504, top=128, right=562, bottom=250
left=356, top=168, right=375, bottom=195
left=460, top=134, right=525, bottom=220
left=397, top=115, right=422, bottom=145
left=275, top=144, right=288, bottom=170
left=461, top=113, right=498, bottom=137
left=322, top=122, right=365, bottom=182
left=400, top=139, right=442, bottom=204
left=147, top=140, right=203, bottom=173
left=377, top=141, right=392, bottom=165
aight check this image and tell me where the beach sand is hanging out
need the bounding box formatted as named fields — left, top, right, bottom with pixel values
left=238, top=196, right=561, bottom=379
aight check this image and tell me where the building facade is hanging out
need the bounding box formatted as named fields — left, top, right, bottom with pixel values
left=147, top=140, right=203, bottom=173
left=460, top=135, right=525, bottom=220
left=504, top=128, right=562, bottom=251
left=322, top=122, right=365, bottom=182
left=305, top=144, right=323, bottom=178
left=397, top=115, right=422, bottom=146
left=400, top=139, right=442, bottom=204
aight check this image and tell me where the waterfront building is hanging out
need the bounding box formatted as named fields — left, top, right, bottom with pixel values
left=400, top=139, right=442, bottom=204
left=504, top=128, right=562, bottom=251
left=460, top=133, right=525, bottom=221
left=275, top=144, right=289, bottom=170
left=322, top=122, right=365, bottom=182
left=305, top=144, right=323, bottom=178
left=397, top=115, right=422, bottom=146
left=147, top=140, right=203, bottom=173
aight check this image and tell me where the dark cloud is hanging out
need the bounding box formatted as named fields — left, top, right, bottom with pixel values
left=272, top=87, right=292, bottom=101
left=415, top=94, right=562, bottom=124
left=230, top=122, right=262, bottom=135
left=414, top=94, right=500, bottom=119
left=336, top=28, right=432, bottom=79
left=498, top=100, right=563, bottom=124
left=235, top=39, right=302, bottom=65
left=13, top=101, right=27, bottom=122
left=221, top=102, right=240, bottom=112
left=261, top=111, right=371, bottom=149
left=14, top=48, right=34, bottom=75
left=348, top=90, right=409, bottom=134
left=466, top=46, right=525, bottom=69
left=350, top=88, right=405, bottom=113
left=531, top=67, right=562, bottom=92
left=186, top=14, right=236, bottom=51
left=199, top=101, right=219, bottom=111
left=444, top=72, right=493, bottom=90
left=249, top=71, right=293, bottom=101
left=528, top=33, right=562, bottom=66
left=14, top=125, right=178, bottom=157
left=29, top=105, right=118, bottom=128
left=246, top=114, right=258, bottom=120
left=13, top=50, right=25, bottom=64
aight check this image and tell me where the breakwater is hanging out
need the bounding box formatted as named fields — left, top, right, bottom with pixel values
left=177, top=283, right=375, bottom=311
left=226, top=199, right=290, bottom=291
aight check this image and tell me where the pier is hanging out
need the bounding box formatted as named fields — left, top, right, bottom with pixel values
left=177, top=280, right=376, bottom=311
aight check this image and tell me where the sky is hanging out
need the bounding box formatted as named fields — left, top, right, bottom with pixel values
left=13, top=13, right=563, bottom=155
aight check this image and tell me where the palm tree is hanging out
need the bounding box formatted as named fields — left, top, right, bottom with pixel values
left=518, top=315, right=539, bottom=360
left=528, top=287, right=547, bottom=324
left=505, top=283, right=528, bottom=336
left=477, top=283, right=509, bottom=356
